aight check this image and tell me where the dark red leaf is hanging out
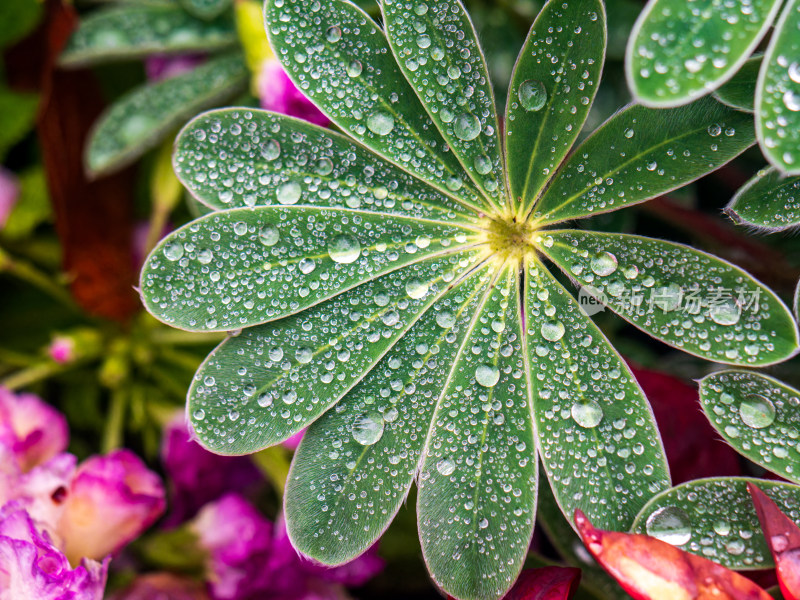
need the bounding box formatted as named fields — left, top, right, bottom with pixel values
left=574, top=509, right=772, bottom=600
left=748, top=483, right=800, bottom=600
left=446, top=566, right=581, bottom=600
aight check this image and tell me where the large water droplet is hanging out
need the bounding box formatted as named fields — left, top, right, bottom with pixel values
left=405, top=278, right=429, bottom=299
left=541, top=320, right=565, bottom=342
left=327, top=234, right=361, bottom=263
left=646, top=506, right=692, bottom=546
left=346, top=60, right=363, bottom=78
left=571, top=400, right=603, bottom=428
left=367, top=111, right=395, bottom=136
left=259, top=226, right=280, bottom=246
left=437, top=457, right=455, bottom=476
left=261, top=139, right=281, bottom=161
left=299, top=257, right=316, bottom=274
left=739, top=394, right=776, bottom=429
left=277, top=181, right=301, bottom=205
left=325, top=25, right=342, bottom=43
left=475, top=364, right=500, bottom=387
left=437, top=311, right=456, bottom=328
left=352, top=411, right=384, bottom=445
left=163, top=242, right=184, bottom=261
left=518, top=79, right=547, bottom=111
left=453, top=113, right=481, bottom=141
left=590, top=251, right=618, bottom=277
left=708, top=298, right=741, bottom=326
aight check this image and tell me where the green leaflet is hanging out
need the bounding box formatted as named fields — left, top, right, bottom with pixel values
left=86, top=53, right=248, bottom=177
left=0, top=89, right=38, bottom=161
left=714, top=56, right=762, bottom=113
left=626, top=0, right=781, bottom=107
left=757, top=0, right=800, bottom=175
left=264, top=0, right=486, bottom=212
left=530, top=98, right=755, bottom=225
left=141, top=205, right=482, bottom=331
left=700, top=371, right=800, bottom=484
left=179, top=0, right=232, bottom=20
left=285, top=263, right=493, bottom=563
left=524, top=258, right=669, bottom=532
left=174, top=109, right=478, bottom=223
left=188, top=249, right=485, bottom=454
left=631, top=477, right=800, bottom=569
left=726, top=167, right=800, bottom=231
left=418, top=266, right=537, bottom=600
left=542, top=229, right=800, bottom=366
left=59, top=4, right=236, bottom=67
left=381, top=0, right=506, bottom=212
left=506, top=0, right=605, bottom=216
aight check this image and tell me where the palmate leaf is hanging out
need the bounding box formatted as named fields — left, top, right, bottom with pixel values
left=699, top=371, right=800, bottom=484
left=506, top=0, right=605, bottom=216
left=264, top=0, right=487, bottom=212
left=86, top=53, right=248, bottom=177
left=140, top=205, right=482, bottom=331
left=626, top=0, right=781, bottom=108
left=418, top=265, right=537, bottom=600
left=726, top=167, right=800, bottom=231
left=59, top=3, right=236, bottom=67
left=173, top=109, right=478, bottom=222
left=631, top=477, right=800, bottom=570
left=757, top=0, right=800, bottom=175
left=189, top=249, right=485, bottom=453
left=285, top=262, right=494, bottom=562
left=524, top=258, right=669, bottom=532
left=542, top=229, right=800, bottom=366
left=381, top=0, right=506, bottom=212
left=529, top=98, right=755, bottom=226
left=714, top=56, right=762, bottom=113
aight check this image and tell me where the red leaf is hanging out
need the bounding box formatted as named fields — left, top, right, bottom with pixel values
left=446, top=566, right=580, bottom=600
left=748, top=483, right=800, bottom=600
left=574, top=509, right=772, bottom=600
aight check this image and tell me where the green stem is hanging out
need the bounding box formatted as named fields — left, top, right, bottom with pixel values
left=2, top=253, right=79, bottom=311
left=1, top=361, right=76, bottom=390
left=150, top=329, right=226, bottom=346
left=103, top=387, right=128, bottom=452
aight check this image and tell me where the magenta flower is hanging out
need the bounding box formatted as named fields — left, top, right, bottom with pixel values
left=161, top=416, right=262, bottom=526
left=58, top=449, right=165, bottom=564
left=0, top=503, right=108, bottom=600
left=192, top=494, right=383, bottom=600
left=257, top=59, right=330, bottom=127
left=0, top=167, right=19, bottom=229
left=0, top=388, right=69, bottom=474
left=48, top=337, right=74, bottom=364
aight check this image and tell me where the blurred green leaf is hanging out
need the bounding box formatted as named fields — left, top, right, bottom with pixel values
left=0, top=89, right=39, bottom=161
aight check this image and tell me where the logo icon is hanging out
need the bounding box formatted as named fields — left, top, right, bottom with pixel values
left=578, top=286, right=607, bottom=316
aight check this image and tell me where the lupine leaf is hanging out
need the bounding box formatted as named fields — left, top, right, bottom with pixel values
left=179, top=0, right=231, bottom=21
left=264, top=0, right=486, bottom=211
left=381, top=0, right=506, bottom=212
left=714, top=56, right=762, bottom=113
left=59, top=4, right=236, bottom=67
left=576, top=509, right=773, bottom=600
left=530, top=98, right=755, bottom=225
left=506, top=0, right=605, bottom=216
left=756, top=0, right=800, bottom=175
left=626, top=0, right=781, bottom=107
left=541, top=229, right=800, bottom=366
left=699, top=371, right=800, bottom=484
left=173, top=108, right=478, bottom=223
left=284, top=264, right=493, bottom=562
left=140, top=206, right=482, bottom=331
left=188, top=249, right=485, bottom=454
left=524, top=258, right=669, bottom=532
left=631, top=477, right=800, bottom=569
left=726, top=167, right=800, bottom=232
left=86, top=53, right=248, bottom=177
left=418, top=266, right=537, bottom=600
left=749, top=484, right=800, bottom=600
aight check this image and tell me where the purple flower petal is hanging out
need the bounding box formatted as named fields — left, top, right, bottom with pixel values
left=0, top=388, right=69, bottom=473
left=257, top=59, right=330, bottom=127
left=0, top=167, right=19, bottom=229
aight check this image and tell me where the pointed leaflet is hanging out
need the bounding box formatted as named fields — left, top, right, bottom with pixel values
left=542, top=229, right=800, bottom=366
left=757, top=0, right=800, bottom=175
left=174, top=109, right=477, bottom=223
left=86, top=53, right=247, bottom=177
left=530, top=98, right=755, bottom=225
left=715, top=57, right=762, bottom=113
left=506, top=0, right=605, bottom=215
left=264, top=0, right=485, bottom=212
left=631, top=477, right=800, bottom=569
left=699, top=371, right=800, bottom=484
left=575, top=510, right=773, bottom=600
left=626, top=0, right=781, bottom=108
left=284, top=264, right=493, bottom=563
left=418, top=266, right=537, bottom=600
left=59, top=4, right=236, bottom=67
left=188, top=249, right=485, bottom=454
left=749, top=484, right=800, bottom=600
left=381, top=0, right=506, bottom=211
left=726, top=167, right=800, bottom=231
left=140, top=206, right=482, bottom=331
left=524, top=258, right=669, bottom=532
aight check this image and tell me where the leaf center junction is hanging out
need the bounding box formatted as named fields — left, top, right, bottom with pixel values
left=480, top=215, right=539, bottom=263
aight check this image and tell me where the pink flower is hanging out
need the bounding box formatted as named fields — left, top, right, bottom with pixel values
left=58, top=449, right=165, bottom=564
left=281, top=429, right=305, bottom=451
left=48, top=337, right=74, bottom=364
left=192, top=494, right=383, bottom=600
left=258, top=59, right=330, bottom=127
left=0, top=388, right=69, bottom=474
left=0, top=503, right=108, bottom=600
left=145, top=54, right=205, bottom=82
left=0, top=168, right=19, bottom=229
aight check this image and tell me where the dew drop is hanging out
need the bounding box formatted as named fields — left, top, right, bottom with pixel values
left=299, top=257, right=316, bottom=274
left=541, top=320, right=565, bottom=342
left=475, top=364, right=500, bottom=387
left=739, top=394, right=776, bottom=429
left=352, top=411, right=384, bottom=445
left=571, top=400, right=603, bottom=428
left=590, top=251, right=618, bottom=277
left=367, top=111, right=395, bottom=136
left=327, top=234, right=361, bottom=263
left=346, top=60, right=363, bottom=77
left=260, top=139, right=281, bottom=161
left=163, top=242, right=184, bottom=261
left=277, top=181, right=302, bottom=205
left=645, top=506, right=692, bottom=546
left=405, top=278, right=430, bottom=299
left=325, top=25, right=342, bottom=43
left=197, top=249, right=213, bottom=264
left=518, top=79, right=547, bottom=111
left=437, top=457, right=455, bottom=476
left=708, top=298, right=741, bottom=326
left=453, top=113, right=481, bottom=141
left=259, top=226, right=280, bottom=246
left=437, top=311, right=456, bottom=328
